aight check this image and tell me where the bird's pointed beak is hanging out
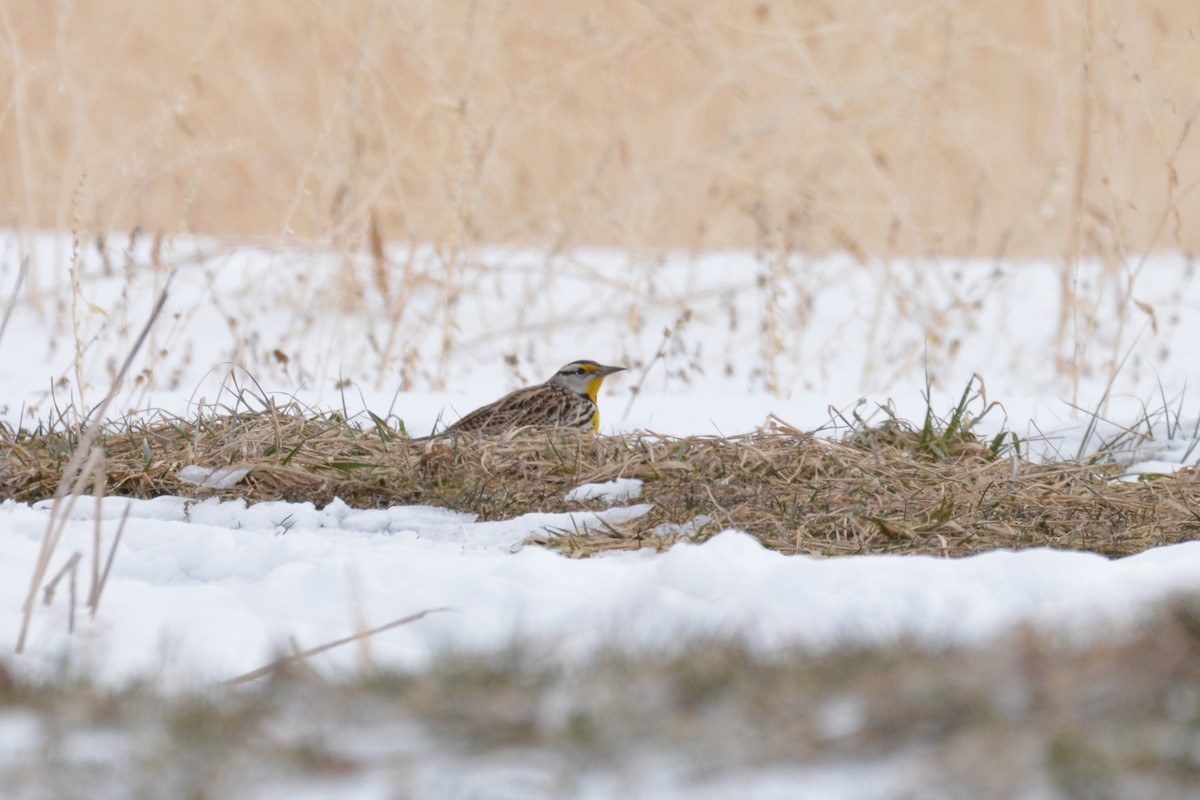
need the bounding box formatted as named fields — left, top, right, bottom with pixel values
left=601, top=364, right=626, bottom=376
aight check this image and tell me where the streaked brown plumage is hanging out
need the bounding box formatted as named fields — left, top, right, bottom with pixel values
left=440, top=360, right=625, bottom=435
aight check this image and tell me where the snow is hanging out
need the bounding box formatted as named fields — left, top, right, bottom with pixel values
left=2, top=231, right=1200, bottom=689
left=1118, top=460, right=1188, bottom=481
left=565, top=478, right=644, bottom=503
left=4, top=498, right=1200, bottom=687
left=177, top=465, right=253, bottom=489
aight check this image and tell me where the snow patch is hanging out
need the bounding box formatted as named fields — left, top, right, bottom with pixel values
left=177, top=465, right=252, bottom=489
left=566, top=478, right=644, bottom=504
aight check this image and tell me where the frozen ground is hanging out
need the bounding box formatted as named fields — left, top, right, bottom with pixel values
left=2, top=232, right=1200, bottom=795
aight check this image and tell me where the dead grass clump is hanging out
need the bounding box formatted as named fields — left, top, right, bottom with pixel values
left=3, top=402, right=1199, bottom=558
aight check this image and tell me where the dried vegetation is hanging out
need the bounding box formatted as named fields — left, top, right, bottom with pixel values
left=4, top=387, right=1199, bottom=559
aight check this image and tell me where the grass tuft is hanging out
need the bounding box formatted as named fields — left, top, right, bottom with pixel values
left=842, top=373, right=1019, bottom=462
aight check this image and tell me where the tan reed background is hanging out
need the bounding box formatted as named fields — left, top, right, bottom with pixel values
left=1, top=0, right=1198, bottom=258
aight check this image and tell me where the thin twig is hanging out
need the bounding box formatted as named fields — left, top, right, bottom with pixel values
left=42, top=551, right=82, bottom=606
left=68, top=556, right=77, bottom=634
left=90, top=454, right=105, bottom=611
left=346, top=566, right=375, bottom=675
left=90, top=502, right=131, bottom=618
left=16, top=271, right=175, bottom=654
left=0, top=256, right=28, bottom=348
left=225, top=607, right=450, bottom=686
left=622, top=310, right=692, bottom=421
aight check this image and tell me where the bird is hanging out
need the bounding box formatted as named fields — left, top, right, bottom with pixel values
left=438, top=360, right=626, bottom=435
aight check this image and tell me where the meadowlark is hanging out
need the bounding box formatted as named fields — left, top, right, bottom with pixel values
left=439, top=360, right=626, bottom=435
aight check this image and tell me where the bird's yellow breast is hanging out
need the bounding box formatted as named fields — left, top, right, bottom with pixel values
left=586, top=374, right=610, bottom=430
left=586, top=376, right=604, bottom=403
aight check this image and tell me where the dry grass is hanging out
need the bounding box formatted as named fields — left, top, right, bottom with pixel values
left=4, top=393, right=1199, bottom=559
left=4, top=2, right=1198, bottom=421
left=1, top=1, right=1198, bottom=260
left=3, top=596, right=1200, bottom=797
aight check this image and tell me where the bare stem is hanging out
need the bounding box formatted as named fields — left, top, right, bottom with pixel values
left=225, top=607, right=449, bottom=686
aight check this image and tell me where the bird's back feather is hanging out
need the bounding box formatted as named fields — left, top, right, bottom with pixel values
left=443, top=382, right=595, bottom=434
